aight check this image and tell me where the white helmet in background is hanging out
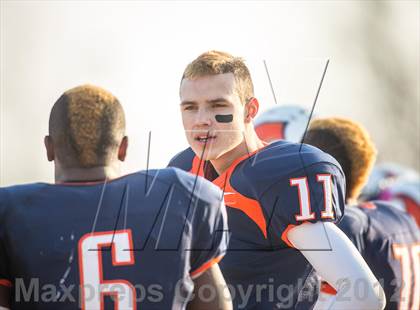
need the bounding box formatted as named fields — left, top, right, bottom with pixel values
left=254, top=105, right=311, bottom=143
left=361, top=162, right=419, bottom=201
left=361, top=162, right=419, bottom=226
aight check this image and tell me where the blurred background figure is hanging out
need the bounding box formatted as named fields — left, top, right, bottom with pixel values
left=254, top=105, right=310, bottom=143
left=303, top=117, right=419, bottom=310
left=361, top=162, right=420, bottom=226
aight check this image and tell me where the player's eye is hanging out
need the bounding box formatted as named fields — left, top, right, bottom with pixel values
left=213, top=103, right=228, bottom=108
left=183, top=105, right=197, bottom=111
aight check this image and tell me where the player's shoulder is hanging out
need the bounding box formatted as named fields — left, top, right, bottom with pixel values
left=358, top=200, right=410, bottom=223
left=254, top=140, right=340, bottom=167
left=358, top=200, right=419, bottom=240
left=0, top=182, right=47, bottom=202
left=167, top=147, right=195, bottom=171
left=237, top=140, right=344, bottom=191
left=0, top=182, right=47, bottom=196
left=0, top=182, right=47, bottom=220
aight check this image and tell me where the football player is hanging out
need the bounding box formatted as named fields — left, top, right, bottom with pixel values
left=0, top=85, right=232, bottom=309
left=168, top=50, right=385, bottom=309
left=304, top=117, right=420, bottom=310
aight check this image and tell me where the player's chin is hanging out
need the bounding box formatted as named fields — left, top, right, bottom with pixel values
left=192, top=145, right=220, bottom=161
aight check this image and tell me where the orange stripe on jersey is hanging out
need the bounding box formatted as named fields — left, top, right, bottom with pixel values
left=190, top=156, right=206, bottom=177
left=190, top=147, right=269, bottom=239
left=190, top=254, right=224, bottom=279
left=321, top=281, right=337, bottom=295
left=0, top=279, right=12, bottom=287
left=218, top=176, right=268, bottom=239
left=281, top=224, right=297, bottom=248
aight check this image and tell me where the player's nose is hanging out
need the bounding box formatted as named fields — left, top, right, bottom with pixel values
left=194, top=108, right=212, bottom=127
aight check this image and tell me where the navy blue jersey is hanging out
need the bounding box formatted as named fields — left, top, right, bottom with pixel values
left=337, top=201, right=420, bottom=310
left=0, top=168, right=228, bottom=310
left=169, top=140, right=346, bottom=309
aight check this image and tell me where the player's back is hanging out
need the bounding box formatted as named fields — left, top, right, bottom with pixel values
left=0, top=168, right=228, bottom=310
left=338, top=201, right=420, bottom=310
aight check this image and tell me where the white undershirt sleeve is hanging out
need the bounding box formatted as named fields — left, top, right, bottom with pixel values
left=287, top=221, right=386, bottom=310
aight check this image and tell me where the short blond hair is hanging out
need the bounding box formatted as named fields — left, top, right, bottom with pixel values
left=304, top=117, right=377, bottom=201
left=182, top=50, right=254, bottom=104
left=49, top=84, right=125, bottom=168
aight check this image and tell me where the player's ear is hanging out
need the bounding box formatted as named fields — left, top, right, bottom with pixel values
left=44, top=135, right=55, bottom=162
left=118, top=136, right=128, bottom=162
left=244, top=97, right=259, bottom=123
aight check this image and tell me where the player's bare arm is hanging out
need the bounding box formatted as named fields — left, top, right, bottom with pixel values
left=188, top=264, right=232, bottom=310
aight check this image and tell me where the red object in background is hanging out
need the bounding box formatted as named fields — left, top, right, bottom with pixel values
left=255, top=123, right=284, bottom=143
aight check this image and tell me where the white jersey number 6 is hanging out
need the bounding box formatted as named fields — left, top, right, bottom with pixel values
left=78, top=229, right=136, bottom=310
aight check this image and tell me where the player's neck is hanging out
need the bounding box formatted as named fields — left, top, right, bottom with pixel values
left=210, top=130, right=265, bottom=175
left=55, top=165, right=122, bottom=183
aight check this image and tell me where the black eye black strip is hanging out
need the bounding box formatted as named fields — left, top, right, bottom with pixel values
left=215, top=114, right=233, bottom=123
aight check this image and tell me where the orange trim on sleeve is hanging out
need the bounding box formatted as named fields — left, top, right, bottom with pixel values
left=281, top=224, right=297, bottom=248
left=190, top=255, right=224, bottom=279
left=321, top=281, right=337, bottom=295
left=0, top=279, right=12, bottom=287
